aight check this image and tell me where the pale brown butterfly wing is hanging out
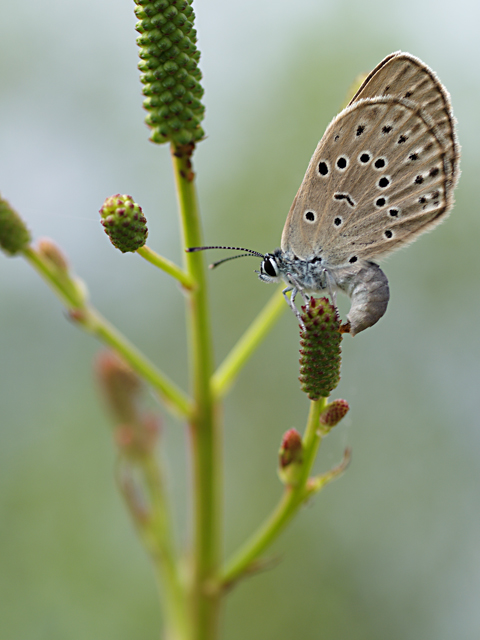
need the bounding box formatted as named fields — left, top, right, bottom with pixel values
left=281, top=54, right=459, bottom=267
left=349, top=51, right=459, bottom=189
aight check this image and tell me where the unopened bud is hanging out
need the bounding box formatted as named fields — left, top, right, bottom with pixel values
left=96, top=350, right=159, bottom=457
left=278, top=428, right=303, bottom=486
left=96, top=350, right=142, bottom=424
left=37, top=238, right=69, bottom=272
left=319, top=399, right=350, bottom=434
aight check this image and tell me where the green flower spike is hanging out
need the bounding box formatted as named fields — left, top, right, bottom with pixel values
left=298, top=297, right=342, bottom=400
left=134, top=0, right=206, bottom=146
left=0, top=195, right=31, bottom=255
left=100, top=194, right=148, bottom=253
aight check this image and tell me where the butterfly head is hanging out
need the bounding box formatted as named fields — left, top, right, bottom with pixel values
left=257, top=251, right=283, bottom=283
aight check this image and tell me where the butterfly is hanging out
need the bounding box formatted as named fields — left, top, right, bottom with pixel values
left=188, top=52, right=460, bottom=335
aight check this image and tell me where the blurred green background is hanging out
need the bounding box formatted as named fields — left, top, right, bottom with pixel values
left=1, top=0, right=479, bottom=638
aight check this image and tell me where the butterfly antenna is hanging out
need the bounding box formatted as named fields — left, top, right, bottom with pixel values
left=186, top=245, right=264, bottom=258
left=208, top=253, right=258, bottom=269
left=186, top=245, right=264, bottom=269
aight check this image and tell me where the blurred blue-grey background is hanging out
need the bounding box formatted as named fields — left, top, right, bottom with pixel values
left=1, top=0, right=479, bottom=638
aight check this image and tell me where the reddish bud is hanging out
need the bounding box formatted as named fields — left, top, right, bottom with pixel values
left=278, top=428, right=304, bottom=486
left=96, top=351, right=160, bottom=457
left=319, top=399, right=350, bottom=434
left=95, top=350, right=142, bottom=425
left=37, top=237, right=69, bottom=272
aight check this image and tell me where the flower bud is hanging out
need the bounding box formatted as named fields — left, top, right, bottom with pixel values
left=95, top=350, right=159, bottom=457
left=298, top=297, right=342, bottom=400
left=96, top=350, right=142, bottom=424
left=319, top=399, right=349, bottom=434
left=278, top=428, right=303, bottom=486
left=99, top=194, right=148, bottom=253
left=0, top=195, right=31, bottom=255
left=37, top=237, right=69, bottom=272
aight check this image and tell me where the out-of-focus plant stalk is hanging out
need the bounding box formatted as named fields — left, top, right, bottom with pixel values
left=172, top=143, right=222, bottom=640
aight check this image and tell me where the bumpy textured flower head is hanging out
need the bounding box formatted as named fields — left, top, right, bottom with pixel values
left=134, top=0, right=205, bottom=146
left=0, top=195, right=31, bottom=255
left=319, top=399, right=350, bottom=434
left=298, top=297, right=342, bottom=400
left=100, top=195, right=148, bottom=253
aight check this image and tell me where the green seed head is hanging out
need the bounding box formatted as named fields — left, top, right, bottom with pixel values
left=99, top=195, right=148, bottom=253
left=0, top=195, right=31, bottom=255
left=298, top=297, right=342, bottom=400
left=134, top=0, right=205, bottom=146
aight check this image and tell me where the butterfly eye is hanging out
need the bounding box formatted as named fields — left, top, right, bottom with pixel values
left=262, top=256, right=279, bottom=278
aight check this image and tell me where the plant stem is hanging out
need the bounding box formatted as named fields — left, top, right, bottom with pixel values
left=211, top=286, right=286, bottom=398
left=143, top=454, right=190, bottom=640
left=220, top=397, right=326, bottom=588
left=171, top=143, right=221, bottom=640
left=120, top=452, right=189, bottom=640
left=22, top=246, right=192, bottom=418
left=86, top=307, right=191, bottom=418
left=137, top=245, right=195, bottom=290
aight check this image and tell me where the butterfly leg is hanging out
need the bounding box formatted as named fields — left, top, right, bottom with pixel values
left=323, top=268, right=337, bottom=309
left=282, top=285, right=306, bottom=330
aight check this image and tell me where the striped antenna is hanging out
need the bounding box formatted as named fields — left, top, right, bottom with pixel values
left=186, top=245, right=264, bottom=269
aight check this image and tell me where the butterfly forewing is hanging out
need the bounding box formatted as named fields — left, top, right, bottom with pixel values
left=281, top=53, right=458, bottom=267
left=349, top=52, right=459, bottom=188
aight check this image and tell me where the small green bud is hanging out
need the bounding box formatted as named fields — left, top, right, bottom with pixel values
left=99, top=194, right=148, bottom=253
left=298, top=297, right=343, bottom=400
left=278, top=428, right=304, bottom=486
left=0, top=195, right=31, bottom=255
left=319, top=399, right=350, bottom=434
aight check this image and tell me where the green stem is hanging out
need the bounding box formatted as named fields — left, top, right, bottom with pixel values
left=171, top=143, right=221, bottom=640
left=22, top=245, right=85, bottom=309
left=211, top=286, right=286, bottom=398
left=137, top=245, right=195, bottom=290
left=86, top=307, right=191, bottom=418
left=22, top=246, right=192, bottom=419
left=120, top=451, right=188, bottom=640
left=142, top=454, right=190, bottom=639
left=220, top=397, right=326, bottom=588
